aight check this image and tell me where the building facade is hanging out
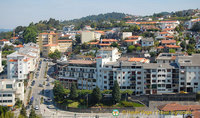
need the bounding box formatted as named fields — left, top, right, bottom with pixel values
left=56, top=48, right=200, bottom=95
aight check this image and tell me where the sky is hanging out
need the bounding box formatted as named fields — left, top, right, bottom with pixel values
left=0, top=0, right=200, bottom=29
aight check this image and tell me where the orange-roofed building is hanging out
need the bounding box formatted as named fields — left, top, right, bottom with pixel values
left=159, top=20, right=180, bottom=30
left=37, top=31, right=59, bottom=54
left=158, top=103, right=200, bottom=118
left=161, top=40, right=176, bottom=46
left=0, top=39, right=11, bottom=47
left=58, top=39, right=73, bottom=53
left=99, top=39, right=118, bottom=47
left=128, top=58, right=150, bottom=63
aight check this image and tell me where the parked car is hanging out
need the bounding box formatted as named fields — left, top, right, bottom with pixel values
left=46, top=83, right=50, bottom=86
left=39, top=84, right=43, bottom=87
left=31, top=80, right=35, bottom=86
left=35, top=105, right=39, bottom=110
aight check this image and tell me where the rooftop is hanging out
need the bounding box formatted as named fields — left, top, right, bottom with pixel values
left=161, top=40, right=176, bottom=44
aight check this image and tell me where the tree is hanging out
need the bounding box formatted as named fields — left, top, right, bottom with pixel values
left=91, top=86, right=102, bottom=104
left=169, top=49, right=176, bottom=53
left=69, top=82, right=78, bottom=100
left=127, top=45, right=135, bottom=52
left=23, top=26, right=37, bottom=43
left=110, top=42, right=118, bottom=47
left=20, top=104, right=27, bottom=118
left=180, top=41, right=186, bottom=51
left=112, top=80, right=121, bottom=104
left=136, top=46, right=142, bottom=52
left=75, top=34, right=81, bottom=44
left=29, top=106, right=36, bottom=118
left=191, top=22, right=200, bottom=32
left=2, top=44, right=14, bottom=51
left=48, top=49, right=61, bottom=60
left=53, top=81, right=66, bottom=103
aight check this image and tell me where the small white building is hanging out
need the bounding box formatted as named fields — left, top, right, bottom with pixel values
left=0, top=79, right=24, bottom=107
left=141, top=38, right=154, bottom=47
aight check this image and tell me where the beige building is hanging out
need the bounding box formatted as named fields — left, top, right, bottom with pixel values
left=58, top=40, right=72, bottom=53
left=37, top=31, right=59, bottom=54
left=81, top=31, right=95, bottom=43
left=42, top=44, right=59, bottom=58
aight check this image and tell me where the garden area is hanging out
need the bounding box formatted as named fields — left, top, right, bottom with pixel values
left=53, top=81, right=144, bottom=109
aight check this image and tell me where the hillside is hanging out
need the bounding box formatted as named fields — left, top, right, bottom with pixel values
left=62, top=12, right=128, bottom=25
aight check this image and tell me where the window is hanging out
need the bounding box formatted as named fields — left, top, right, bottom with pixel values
left=8, top=94, right=12, bottom=97
left=6, top=84, right=12, bottom=88
left=181, top=82, right=184, bottom=85
left=152, top=74, right=156, bottom=77
left=194, top=83, right=198, bottom=85
left=8, top=100, right=12, bottom=103
left=167, top=69, right=171, bottom=72
left=187, top=83, right=191, bottom=85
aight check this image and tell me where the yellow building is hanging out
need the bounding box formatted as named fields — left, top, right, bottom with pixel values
left=58, top=40, right=72, bottom=53
left=42, top=44, right=59, bottom=58
left=37, top=31, right=59, bottom=54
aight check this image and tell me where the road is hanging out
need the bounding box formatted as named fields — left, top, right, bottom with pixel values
left=28, top=59, right=159, bottom=118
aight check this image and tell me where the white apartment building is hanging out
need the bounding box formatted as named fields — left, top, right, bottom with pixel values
left=0, top=79, right=24, bottom=107
left=122, top=32, right=132, bottom=39
left=57, top=48, right=200, bottom=95
left=176, top=54, right=200, bottom=93
left=7, top=43, right=40, bottom=80
left=81, top=31, right=95, bottom=43
left=159, top=21, right=180, bottom=30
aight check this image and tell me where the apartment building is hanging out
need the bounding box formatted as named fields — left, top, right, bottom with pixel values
left=81, top=31, right=95, bottom=43
left=176, top=54, right=200, bottom=93
left=57, top=59, right=97, bottom=90
left=156, top=53, right=187, bottom=64
left=58, top=39, right=72, bottom=53
left=37, top=31, right=59, bottom=55
left=7, top=43, right=40, bottom=80
left=0, top=79, right=24, bottom=107
left=57, top=48, right=200, bottom=95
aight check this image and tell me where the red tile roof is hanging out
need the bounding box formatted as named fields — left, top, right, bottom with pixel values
left=9, top=59, right=17, bottom=62
left=160, top=32, right=171, bottom=34
left=68, top=60, right=96, bottom=65
left=165, top=45, right=180, bottom=48
left=88, top=42, right=99, bottom=45
left=0, top=39, right=9, bottom=42
left=102, top=39, right=117, bottom=42
left=161, top=40, right=176, bottom=44
left=124, top=39, right=138, bottom=42
left=15, top=44, right=24, bottom=48
left=157, top=46, right=164, bottom=49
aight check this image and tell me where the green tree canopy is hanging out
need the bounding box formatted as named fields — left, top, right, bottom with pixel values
left=20, top=104, right=27, bottom=118
left=169, top=49, right=176, bottom=53
left=112, top=80, right=121, bottom=104
left=191, top=22, right=200, bottom=32
left=23, top=26, right=38, bottom=43
left=91, top=86, right=102, bottom=104
left=29, top=106, right=37, bottom=118
left=127, top=45, right=135, bottom=52
left=48, top=49, right=61, bottom=60
left=180, top=41, right=186, bottom=51
left=69, top=82, right=78, bottom=100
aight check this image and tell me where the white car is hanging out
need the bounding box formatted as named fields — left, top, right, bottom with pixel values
left=35, top=105, right=39, bottom=110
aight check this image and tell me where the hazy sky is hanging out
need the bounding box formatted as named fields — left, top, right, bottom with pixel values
left=0, top=0, right=200, bottom=29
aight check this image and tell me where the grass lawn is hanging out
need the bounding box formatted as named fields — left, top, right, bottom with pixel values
left=68, top=102, right=79, bottom=108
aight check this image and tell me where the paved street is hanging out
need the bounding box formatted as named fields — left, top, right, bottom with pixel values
left=27, top=59, right=159, bottom=118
